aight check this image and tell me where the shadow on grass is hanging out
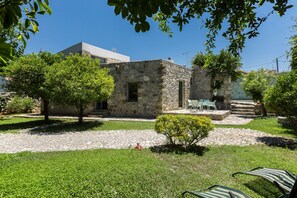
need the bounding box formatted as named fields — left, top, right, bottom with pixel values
left=244, top=178, right=283, bottom=198
left=257, top=136, right=297, bottom=150
left=29, top=121, right=104, bottom=135
left=149, top=144, right=209, bottom=156
left=0, top=119, right=63, bottom=133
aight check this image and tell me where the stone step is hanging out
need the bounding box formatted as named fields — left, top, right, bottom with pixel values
left=231, top=101, right=255, bottom=106
left=231, top=108, right=255, bottom=112
left=231, top=111, right=255, bottom=115
left=231, top=104, right=255, bottom=109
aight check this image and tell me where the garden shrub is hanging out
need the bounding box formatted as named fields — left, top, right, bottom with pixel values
left=5, top=96, right=35, bottom=114
left=0, top=93, right=14, bottom=113
left=264, top=71, right=297, bottom=133
left=155, top=115, right=214, bottom=149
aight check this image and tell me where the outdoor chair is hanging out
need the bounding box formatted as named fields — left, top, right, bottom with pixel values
left=202, top=99, right=210, bottom=110
left=207, top=100, right=217, bottom=110
left=192, top=100, right=202, bottom=110
left=232, top=167, right=297, bottom=196
left=182, top=185, right=250, bottom=198
left=188, top=100, right=193, bottom=109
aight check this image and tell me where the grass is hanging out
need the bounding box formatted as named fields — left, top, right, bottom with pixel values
left=216, top=117, right=296, bottom=139
left=0, top=117, right=155, bottom=134
left=0, top=145, right=296, bottom=197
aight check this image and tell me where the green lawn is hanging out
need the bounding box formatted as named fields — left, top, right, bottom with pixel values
left=0, top=146, right=296, bottom=197
left=0, top=117, right=155, bottom=134
left=216, top=117, right=296, bottom=139
left=0, top=116, right=296, bottom=197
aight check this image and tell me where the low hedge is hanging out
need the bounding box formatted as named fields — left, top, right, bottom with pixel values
left=155, top=114, right=214, bottom=149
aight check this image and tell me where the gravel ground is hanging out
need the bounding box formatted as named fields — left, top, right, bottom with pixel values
left=0, top=128, right=275, bottom=153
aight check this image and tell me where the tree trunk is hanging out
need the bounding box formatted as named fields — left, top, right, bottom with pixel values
left=288, top=116, right=297, bottom=134
left=78, top=105, right=84, bottom=124
left=42, top=98, right=49, bottom=123
left=261, top=103, right=267, bottom=116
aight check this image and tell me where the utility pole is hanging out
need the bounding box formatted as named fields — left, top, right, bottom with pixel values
left=276, top=58, right=279, bottom=73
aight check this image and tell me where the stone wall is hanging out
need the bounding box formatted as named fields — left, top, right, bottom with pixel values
left=104, top=60, right=164, bottom=117
left=190, top=66, right=232, bottom=109
left=161, top=61, right=192, bottom=111
left=191, top=67, right=212, bottom=99
left=231, top=78, right=252, bottom=100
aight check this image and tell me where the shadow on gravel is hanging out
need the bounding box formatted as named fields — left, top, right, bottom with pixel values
left=149, top=144, right=209, bottom=156
left=29, top=121, right=103, bottom=135
left=257, top=136, right=297, bottom=150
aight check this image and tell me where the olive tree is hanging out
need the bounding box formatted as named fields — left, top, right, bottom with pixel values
left=241, top=69, right=276, bottom=116
left=46, top=54, right=114, bottom=124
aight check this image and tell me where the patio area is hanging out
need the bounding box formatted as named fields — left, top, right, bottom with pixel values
left=163, top=109, right=231, bottom=120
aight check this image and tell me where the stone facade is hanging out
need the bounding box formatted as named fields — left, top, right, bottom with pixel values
left=103, top=60, right=191, bottom=118
left=49, top=42, right=234, bottom=118
left=162, top=62, right=191, bottom=111
left=191, top=67, right=212, bottom=99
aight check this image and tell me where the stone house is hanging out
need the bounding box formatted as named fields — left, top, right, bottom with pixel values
left=49, top=42, right=231, bottom=117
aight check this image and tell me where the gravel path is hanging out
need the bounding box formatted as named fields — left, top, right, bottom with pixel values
left=0, top=128, right=275, bottom=153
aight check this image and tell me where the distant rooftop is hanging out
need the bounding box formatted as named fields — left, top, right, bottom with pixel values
left=60, top=42, right=130, bottom=62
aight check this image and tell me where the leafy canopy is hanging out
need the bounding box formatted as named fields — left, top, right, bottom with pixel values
left=192, top=50, right=242, bottom=91
left=45, top=54, right=114, bottom=123
left=108, top=0, right=293, bottom=56
left=264, top=71, right=297, bottom=132
left=0, top=0, right=51, bottom=63
left=241, top=69, right=276, bottom=102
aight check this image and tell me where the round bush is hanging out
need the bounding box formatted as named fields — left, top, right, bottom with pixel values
left=155, top=114, right=214, bottom=149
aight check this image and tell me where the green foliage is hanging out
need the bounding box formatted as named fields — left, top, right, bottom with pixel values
left=0, top=0, right=51, bottom=64
left=4, top=52, right=62, bottom=122
left=45, top=54, right=115, bottom=124
left=4, top=54, right=48, bottom=99
left=0, top=93, right=14, bottom=113
left=264, top=71, right=297, bottom=132
left=193, top=50, right=242, bottom=81
left=155, top=115, right=214, bottom=149
left=4, top=96, right=35, bottom=114
left=0, top=146, right=296, bottom=197
left=108, top=0, right=292, bottom=55
left=290, top=19, right=297, bottom=71
left=241, top=69, right=276, bottom=103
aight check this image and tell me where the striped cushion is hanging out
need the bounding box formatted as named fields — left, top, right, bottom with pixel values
left=243, top=168, right=296, bottom=193
left=183, top=185, right=250, bottom=198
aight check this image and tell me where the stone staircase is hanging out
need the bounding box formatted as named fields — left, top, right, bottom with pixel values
left=231, top=101, right=256, bottom=117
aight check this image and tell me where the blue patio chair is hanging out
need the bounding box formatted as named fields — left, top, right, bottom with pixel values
left=188, top=100, right=193, bottom=109
left=207, top=100, right=217, bottom=110
left=202, top=99, right=209, bottom=110
left=192, top=100, right=202, bottom=110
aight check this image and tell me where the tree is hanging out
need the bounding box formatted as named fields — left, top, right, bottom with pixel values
left=45, top=54, right=114, bottom=124
left=290, top=19, right=297, bottom=71
left=241, top=69, right=276, bottom=116
left=108, top=0, right=293, bottom=56
left=192, top=50, right=242, bottom=96
left=4, top=52, right=62, bottom=122
left=0, top=25, right=25, bottom=74
left=264, top=71, right=297, bottom=133
left=0, top=0, right=51, bottom=64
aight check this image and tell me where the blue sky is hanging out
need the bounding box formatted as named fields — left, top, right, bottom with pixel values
left=25, top=0, right=297, bottom=72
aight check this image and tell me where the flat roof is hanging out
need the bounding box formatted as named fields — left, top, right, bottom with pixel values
left=60, top=42, right=130, bottom=62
